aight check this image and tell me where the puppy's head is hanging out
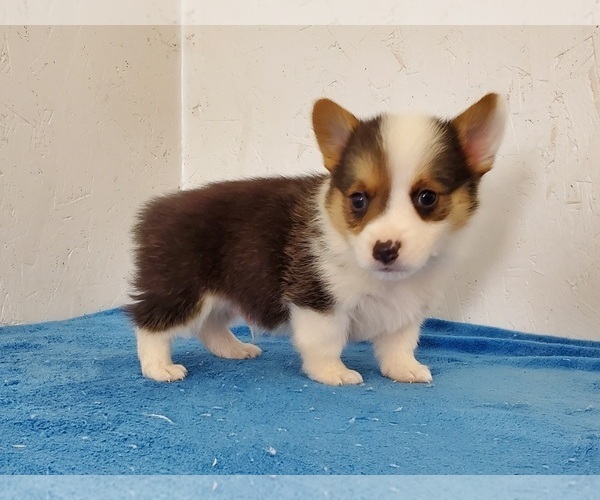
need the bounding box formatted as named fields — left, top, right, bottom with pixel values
left=312, top=94, right=506, bottom=279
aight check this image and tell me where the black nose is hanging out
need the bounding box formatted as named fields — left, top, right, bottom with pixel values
left=372, top=240, right=401, bottom=265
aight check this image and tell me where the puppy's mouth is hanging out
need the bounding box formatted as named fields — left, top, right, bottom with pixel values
left=372, top=264, right=416, bottom=280
left=371, top=256, right=434, bottom=280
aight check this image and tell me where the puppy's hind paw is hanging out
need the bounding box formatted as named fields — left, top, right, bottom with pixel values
left=215, top=342, right=262, bottom=360
left=142, top=363, right=188, bottom=382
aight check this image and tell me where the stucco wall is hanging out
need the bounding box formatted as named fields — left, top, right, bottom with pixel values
left=0, top=26, right=181, bottom=324
left=2, top=24, right=598, bottom=341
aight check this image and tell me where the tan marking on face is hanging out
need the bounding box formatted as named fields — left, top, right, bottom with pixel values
left=447, top=184, right=479, bottom=229
left=407, top=120, right=479, bottom=226
left=324, top=113, right=393, bottom=237
left=410, top=167, right=479, bottom=227
left=337, top=151, right=391, bottom=235
left=410, top=176, right=453, bottom=222
left=326, top=159, right=391, bottom=237
left=325, top=187, right=349, bottom=236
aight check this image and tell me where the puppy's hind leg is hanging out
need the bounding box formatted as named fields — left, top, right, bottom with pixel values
left=196, top=300, right=262, bottom=360
left=137, top=328, right=188, bottom=382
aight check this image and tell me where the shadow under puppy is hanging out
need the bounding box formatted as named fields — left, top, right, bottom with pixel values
left=127, top=93, right=506, bottom=386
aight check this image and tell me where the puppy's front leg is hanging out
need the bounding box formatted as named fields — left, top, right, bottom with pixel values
left=291, top=306, right=363, bottom=386
left=373, top=322, right=432, bottom=383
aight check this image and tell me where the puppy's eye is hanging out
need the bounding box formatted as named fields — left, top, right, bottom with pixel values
left=416, top=189, right=437, bottom=208
left=349, top=192, right=369, bottom=214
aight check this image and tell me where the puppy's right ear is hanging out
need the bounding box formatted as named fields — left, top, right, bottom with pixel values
left=312, top=99, right=358, bottom=172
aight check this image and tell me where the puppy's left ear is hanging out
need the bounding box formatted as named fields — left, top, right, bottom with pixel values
left=452, top=93, right=507, bottom=176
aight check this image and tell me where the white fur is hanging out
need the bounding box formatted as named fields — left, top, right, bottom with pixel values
left=137, top=328, right=187, bottom=382
left=373, top=323, right=433, bottom=383
left=137, top=294, right=261, bottom=382
left=291, top=305, right=363, bottom=386
left=192, top=295, right=262, bottom=359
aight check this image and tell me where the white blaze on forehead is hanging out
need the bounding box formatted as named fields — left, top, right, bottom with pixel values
left=380, top=114, right=446, bottom=202
left=345, top=113, right=452, bottom=276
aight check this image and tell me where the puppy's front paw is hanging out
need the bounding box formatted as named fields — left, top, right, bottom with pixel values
left=382, top=361, right=432, bottom=384
left=304, top=363, right=364, bottom=386
left=142, top=363, right=188, bottom=382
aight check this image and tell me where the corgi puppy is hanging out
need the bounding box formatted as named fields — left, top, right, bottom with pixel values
left=127, top=93, right=506, bottom=386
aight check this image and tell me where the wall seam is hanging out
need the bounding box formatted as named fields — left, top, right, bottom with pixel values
left=179, top=2, right=185, bottom=190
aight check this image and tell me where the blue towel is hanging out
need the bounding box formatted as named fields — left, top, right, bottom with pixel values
left=1, top=309, right=599, bottom=474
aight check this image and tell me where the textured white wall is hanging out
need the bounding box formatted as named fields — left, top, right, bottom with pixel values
left=0, top=26, right=181, bottom=324
left=183, top=26, right=600, bottom=340
left=3, top=24, right=599, bottom=341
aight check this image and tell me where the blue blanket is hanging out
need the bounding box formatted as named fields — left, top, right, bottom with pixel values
left=1, top=309, right=599, bottom=474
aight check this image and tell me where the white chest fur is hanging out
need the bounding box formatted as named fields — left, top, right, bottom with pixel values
left=321, top=248, right=448, bottom=341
